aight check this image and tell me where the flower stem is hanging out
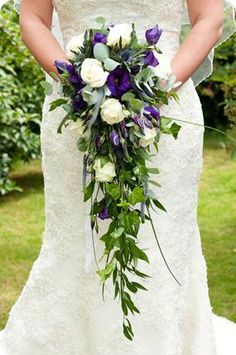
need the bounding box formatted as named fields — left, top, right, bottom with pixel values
left=146, top=205, right=181, bottom=286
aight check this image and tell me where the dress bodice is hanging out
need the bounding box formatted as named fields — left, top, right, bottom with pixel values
left=53, top=0, right=185, bottom=56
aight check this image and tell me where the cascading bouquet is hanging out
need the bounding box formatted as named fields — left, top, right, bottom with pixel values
left=45, top=16, right=183, bottom=341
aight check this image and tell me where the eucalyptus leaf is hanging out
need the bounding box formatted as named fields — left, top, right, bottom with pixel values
left=104, top=58, right=120, bottom=71
left=40, top=80, right=53, bottom=95
left=93, top=43, right=110, bottom=62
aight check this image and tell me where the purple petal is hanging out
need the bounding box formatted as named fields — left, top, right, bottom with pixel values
left=145, top=24, right=162, bottom=45
left=93, top=32, right=107, bottom=45
left=144, top=51, right=159, bottom=67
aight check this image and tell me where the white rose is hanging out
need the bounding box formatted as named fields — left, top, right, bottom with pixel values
left=139, top=127, right=157, bottom=147
left=152, top=51, right=173, bottom=79
left=80, top=58, right=109, bottom=88
left=93, top=158, right=116, bottom=182
left=100, top=98, right=125, bottom=125
left=65, top=34, right=85, bottom=60
left=68, top=119, right=90, bottom=138
left=107, top=24, right=133, bottom=48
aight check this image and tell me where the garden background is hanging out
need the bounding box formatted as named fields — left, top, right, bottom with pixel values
left=0, top=2, right=235, bottom=329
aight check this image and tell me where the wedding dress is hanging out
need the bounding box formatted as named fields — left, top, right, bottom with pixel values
left=0, top=0, right=236, bottom=354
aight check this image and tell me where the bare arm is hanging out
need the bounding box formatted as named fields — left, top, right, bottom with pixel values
left=19, top=0, right=69, bottom=76
left=171, top=0, right=224, bottom=84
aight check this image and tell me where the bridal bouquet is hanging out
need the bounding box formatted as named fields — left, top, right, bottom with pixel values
left=46, top=17, right=182, bottom=340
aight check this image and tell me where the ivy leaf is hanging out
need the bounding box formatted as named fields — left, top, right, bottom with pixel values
left=152, top=198, right=167, bottom=212
left=110, top=227, right=124, bottom=239
left=106, top=182, right=121, bottom=200
left=147, top=167, right=160, bottom=174
left=77, top=137, right=88, bottom=152
left=128, top=186, right=146, bottom=205
left=170, top=122, right=181, bottom=139
left=49, top=98, right=68, bottom=112
left=130, top=243, right=149, bottom=263
left=96, top=262, right=115, bottom=283
left=83, top=180, right=95, bottom=202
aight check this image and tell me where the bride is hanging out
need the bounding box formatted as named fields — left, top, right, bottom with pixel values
left=0, top=0, right=236, bottom=354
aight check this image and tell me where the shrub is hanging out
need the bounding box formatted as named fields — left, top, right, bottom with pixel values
left=0, top=3, right=44, bottom=195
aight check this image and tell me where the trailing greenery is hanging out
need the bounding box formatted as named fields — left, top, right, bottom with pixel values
left=0, top=3, right=44, bottom=195
left=0, top=146, right=235, bottom=329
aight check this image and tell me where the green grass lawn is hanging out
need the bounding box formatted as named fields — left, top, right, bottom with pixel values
left=0, top=142, right=235, bottom=329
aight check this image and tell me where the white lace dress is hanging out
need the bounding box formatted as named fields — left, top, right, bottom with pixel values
left=0, top=0, right=236, bottom=354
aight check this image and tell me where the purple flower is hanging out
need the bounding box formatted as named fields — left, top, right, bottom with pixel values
left=66, top=66, right=84, bottom=87
left=72, top=91, right=87, bottom=111
left=54, top=59, right=69, bottom=74
left=144, top=106, right=160, bottom=121
left=132, top=115, right=145, bottom=129
left=144, top=118, right=153, bottom=129
left=131, top=64, right=141, bottom=75
left=95, top=135, right=102, bottom=150
left=55, top=60, right=84, bottom=88
left=106, top=66, right=132, bottom=98
left=93, top=32, right=107, bottom=45
left=99, top=206, right=110, bottom=220
left=144, top=51, right=159, bottom=67
left=145, top=24, right=162, bottom=45
left=110, top=130, right=120, bottom=147
left=119, top=121, right=128, bottom=138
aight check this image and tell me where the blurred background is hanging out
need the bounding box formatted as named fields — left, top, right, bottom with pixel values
left=0, top=2, right=235, bottom=329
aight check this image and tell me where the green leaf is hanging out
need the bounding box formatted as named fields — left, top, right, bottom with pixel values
left=152, top=198, right=167, bottom=212
left=96, top=262, right=115, bottom=282
left=147, top=167, right=160, bottom=174
left=40, top=80, right=53, bottom=95
left=121, top=92, right=135, bottom=102
left=49, top=98, right=67, bottom=112
left=129, top=98, right=143, bottom=112
left=93, top=43, right=110, bottom=62
left=106, top=182, right=121, bottom=200
left=83, top=180, right=95, bottom=202
left=130, top=243, right=149, bottom=263
left=77, top=137, right=88, bottom=152
left=95, top=16, right=106, bottom=25
left=132, top=282, right=148, bottom=291
left=170, top=122, right=181, bottom=139
left=103, top=58, right=120, bottom=71
left=110, top=227, right=124, bottom=239
left=148, top=179, right=161, bottom=187
left=128, top=186, right=146, bottom=205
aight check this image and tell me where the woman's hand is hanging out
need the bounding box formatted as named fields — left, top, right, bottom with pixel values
left=171, top=0, right=224, bottom=85
left=19, top=0, right=70, bottom=78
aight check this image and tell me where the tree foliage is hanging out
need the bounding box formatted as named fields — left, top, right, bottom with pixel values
left=0, top=3, right=44, bottom=195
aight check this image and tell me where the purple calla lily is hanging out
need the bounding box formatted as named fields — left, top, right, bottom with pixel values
left=119, top=121, right=129, bottom=138
left=144, top=106, right=160, bottom=121
left=99, top=206, right=110, bottom=220
left=145, top=24, right=162, bottom=45
left=110, top=130, right=120, bottom=147
left=131, top=64, right=141, bottom=75
left=107, top=66, right=133, bottom=98
left=144, top=51, right=159, bottom=67
left=132, top=115, right=145, bottom=130
left=95, top=135, right=102, bottom=150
